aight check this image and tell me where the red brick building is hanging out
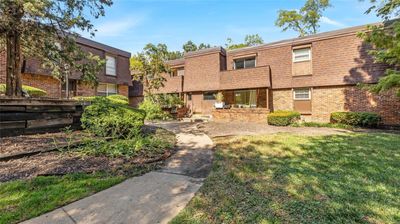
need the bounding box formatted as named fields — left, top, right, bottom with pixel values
left=0, top=37, right=132, bottom=98
left=133, top=24, right=400, bottom=125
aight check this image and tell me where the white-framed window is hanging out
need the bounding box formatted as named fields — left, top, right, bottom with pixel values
left=106, top=55, right=116, bottom=76
left=234, top=57, right=256, bottom=70
left=293, top=47, right=311, bottom=62
left=97, top=83, right=117, bottom=96
left=293, top=88, right=311, bottom=100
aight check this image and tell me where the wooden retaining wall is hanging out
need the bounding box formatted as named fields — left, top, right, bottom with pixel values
left=0, top=98, right=83, bottom=137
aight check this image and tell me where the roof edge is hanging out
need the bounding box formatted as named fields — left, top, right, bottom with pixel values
left=76, top=36, right=131, bottom=58
left=227, top=22, right=382, bottom=54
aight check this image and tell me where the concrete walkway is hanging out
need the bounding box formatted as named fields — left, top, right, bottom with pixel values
left=22, top=122, right=214, bottom=224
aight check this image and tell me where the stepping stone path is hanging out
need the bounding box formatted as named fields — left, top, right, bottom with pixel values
left=22, top=122, right=214, bottom=224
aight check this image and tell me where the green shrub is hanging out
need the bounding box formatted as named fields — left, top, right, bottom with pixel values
left=77, top=129, right=175, bottom=158
left=81, top=97, right=145, bottom=137
left=149, top=94, right=184, bottom=108
left=73, top=95, right=128, bottom=105
left=267, top=110, right=301, bottom=126
left=73, top=96, right=96, bottom=102
left=330, top=112, right=381, bottom=127
left=107, top=94, right=129, bottom=105
left=0, top=84, right=47, bottom=97
left=138, top=98, right=170, bottom=120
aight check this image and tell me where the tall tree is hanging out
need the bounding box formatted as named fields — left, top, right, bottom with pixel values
left=226, top=34, right=264, bottom=50
left=167, top=51, right=184, bottom=60
left=275, top=0, right=331, bottom=37
left=358, top=0, right=400, bottom=97
left=182, top=40, right=198, bottom=53
left=198, top=43, right=211, bottom=50
left=0, top=0, right=110, bottom=97
left=130, top=43, right=171, bottom=95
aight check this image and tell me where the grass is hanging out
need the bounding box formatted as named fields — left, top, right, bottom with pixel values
left=291, top=121, right=353, bottom=129
left=0, top=128, right=176, bottom=224
left=171, top=133, right=400, bottom=224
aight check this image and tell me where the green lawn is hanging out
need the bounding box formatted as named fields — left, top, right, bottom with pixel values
left=171, top=133, right=400, bottom=224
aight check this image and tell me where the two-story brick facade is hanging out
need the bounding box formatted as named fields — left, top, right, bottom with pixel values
left=0, top=37, right=132, bottom=98
left=146, top=23, right=400, bottom=125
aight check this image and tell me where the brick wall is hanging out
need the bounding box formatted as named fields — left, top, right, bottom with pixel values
left=219, top=66, right=270, bottom=90
left=21, top=73, right=61, bottom=98
left=212, top=108, right=269, bottom=122
left=184, top=53, right=222, bottom=92
left=272, top=89, right=293, bottom=111
left=227, top=33, right=386, bottom=89
left=118, top=84, right=129, bottom=97
left=154, top=74, right=183, bottom=94
left=272, top=86, right=400, bottom=125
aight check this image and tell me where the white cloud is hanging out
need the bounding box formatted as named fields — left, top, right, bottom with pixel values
left=321, top=16, right=346, bottom=27
left=95, top=15, right=146, bottom=37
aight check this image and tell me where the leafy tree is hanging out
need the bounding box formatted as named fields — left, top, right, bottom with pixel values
left=0, top=0, right=111, bottom=97
left=130, top=43, right=171, bottom=95
left=226, top=34, right=264, bottom=50
left=182, top=41, right=212, bottom=53
left=275, top=0, right=331, bottom=37
left=167, top=51, right=184, bottom=60
left=198, top=43, right=211, bottom=50
left=182, top=40, right=198, bottom=53
left=358, top=0, right=400, bottom=97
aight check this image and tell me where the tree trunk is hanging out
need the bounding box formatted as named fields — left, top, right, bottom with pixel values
left=5, top=31, right=22, bottom=97
left=5, top=1, right=23, bottom=97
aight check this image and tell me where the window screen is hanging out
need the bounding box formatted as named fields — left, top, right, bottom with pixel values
left=293, top=88, right=311, bottom=100
left=106, top=56, right=116, bottom=76
left=293, top=48, right=311, bottom=62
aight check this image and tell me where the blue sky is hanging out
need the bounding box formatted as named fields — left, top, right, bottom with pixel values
left=81, top=0, right=380, bottom=54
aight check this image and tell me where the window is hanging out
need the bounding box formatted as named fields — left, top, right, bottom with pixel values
left=234, top=90, right=257, bottom=108
left=187, top=93, right=192, bottom=101
left=293, top=88, right=311, bottom=100
left=203, top=92, right=216, bottom=100
left=234, top=57, right=256, bottom=70
left=293, top=48, right=311, bottom=62
left=97, top=83, right=117, bottom=96
left=106, top=55, right=116, bottom=76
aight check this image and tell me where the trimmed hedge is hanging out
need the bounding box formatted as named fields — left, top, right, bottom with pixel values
left=81, top=97, right=145, bottom=137
left=0, top=84, right=47, bottom=97
left=330, top=112, right=381, bottom=127
left=73, top=94, right=128, bottom=105
left=267, top=110, right=301, bottom=126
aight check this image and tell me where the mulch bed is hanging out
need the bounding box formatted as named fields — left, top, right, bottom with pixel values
left=0, top=131, right=90, bottom=158
left=0, top=126, right=175, bottom=182
left=0, top=149, right=173, bottom=182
